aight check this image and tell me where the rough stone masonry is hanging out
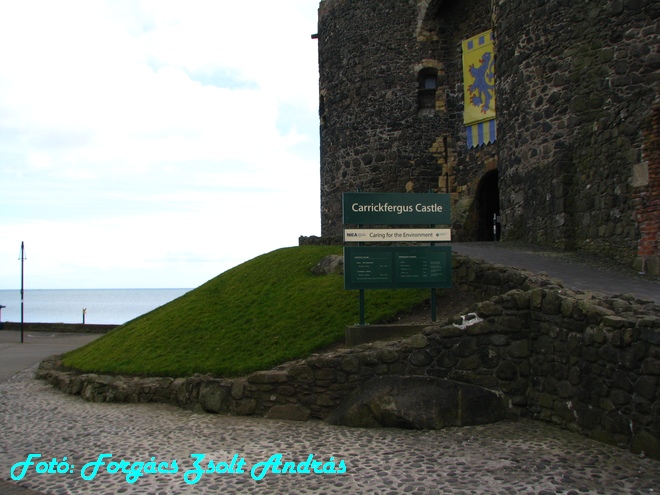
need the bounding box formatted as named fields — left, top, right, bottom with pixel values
left=38, top=254, right=660, bottom=460
left=316, top=0, right=659, bottom=273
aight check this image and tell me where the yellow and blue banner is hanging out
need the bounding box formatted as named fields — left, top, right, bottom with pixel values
left=462, top=30, right=496, bottom=148
left=465, top=118, right=496, bottom=149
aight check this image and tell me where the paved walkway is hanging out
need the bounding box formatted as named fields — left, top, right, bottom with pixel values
left=0, top=331, right=101, bottom=383
left=450, top=242, right=659, bottom=303
left=1, top=242, right=659, bottom=495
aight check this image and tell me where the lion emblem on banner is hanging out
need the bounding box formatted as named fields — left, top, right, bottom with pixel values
left=467, top=52, right=494, bottom=114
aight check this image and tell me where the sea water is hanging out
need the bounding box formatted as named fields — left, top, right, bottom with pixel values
left=0, top=289, right=190, bottom=325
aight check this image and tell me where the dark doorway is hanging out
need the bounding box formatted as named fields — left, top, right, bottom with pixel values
left=476, top=169, right=500, bottom=241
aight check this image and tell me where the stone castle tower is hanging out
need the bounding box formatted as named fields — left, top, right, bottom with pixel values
left=315, top=0, right=659, bottom=273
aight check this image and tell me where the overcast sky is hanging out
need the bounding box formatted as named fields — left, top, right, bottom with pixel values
left=0, top=0, right=321, bottom=289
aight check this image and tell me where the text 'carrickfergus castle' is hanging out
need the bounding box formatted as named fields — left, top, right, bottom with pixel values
left=315, top=0, right=659, bottom=274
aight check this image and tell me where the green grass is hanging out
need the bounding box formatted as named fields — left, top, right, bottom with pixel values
left=62, top=246, right=428, bottom=377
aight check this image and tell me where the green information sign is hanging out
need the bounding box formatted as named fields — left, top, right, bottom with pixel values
left=343, top=192, right=451, bottom=225
left=344, top=246, right=452, bottom=290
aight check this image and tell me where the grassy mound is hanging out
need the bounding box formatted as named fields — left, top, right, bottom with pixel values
left=62, top=246, right=428, bottom=377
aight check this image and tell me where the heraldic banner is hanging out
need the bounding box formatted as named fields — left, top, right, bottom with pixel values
left=462, top=30, right=496, bottom=148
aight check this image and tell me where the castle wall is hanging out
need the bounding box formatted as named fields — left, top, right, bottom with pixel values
left=495, top=0, right=659, bottom=270
left=318, top=0, right=497, bottom=240
left=317, top=0, right=659, bottom=272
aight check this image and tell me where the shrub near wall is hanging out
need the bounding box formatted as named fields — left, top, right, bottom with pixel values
left=37, top=255, right=660, bottom=459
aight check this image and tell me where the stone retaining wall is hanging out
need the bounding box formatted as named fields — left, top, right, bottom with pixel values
left=37, top=255, right=660, bottom=459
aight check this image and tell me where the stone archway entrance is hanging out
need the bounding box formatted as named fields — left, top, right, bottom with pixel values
left=476, top=169, right=500, bottom=241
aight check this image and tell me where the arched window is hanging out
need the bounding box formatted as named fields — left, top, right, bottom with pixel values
left=417, top=68, right=438, bottom=115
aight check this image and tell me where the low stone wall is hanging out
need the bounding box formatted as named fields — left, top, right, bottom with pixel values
left=526, top=291, right=660, bottom=456
left=2, top=322, right=117, bottom=333
left=37, top=255, right=660, bottom=459
left=298, top=235, right=342, bottom=246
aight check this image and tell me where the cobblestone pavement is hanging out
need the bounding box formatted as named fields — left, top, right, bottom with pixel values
left=2, top=243, right=659, bottom=494
left=1, top=366, right=659, bottom=495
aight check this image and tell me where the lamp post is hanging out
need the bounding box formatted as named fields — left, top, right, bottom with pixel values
left=19, top=241, right=26, bottom=343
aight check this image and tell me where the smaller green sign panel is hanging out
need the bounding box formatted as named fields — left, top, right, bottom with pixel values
left=349, top=251, right=393, bottom=284
left=344, top=246, right=452, bottom=290
left=343, top=192, right=451, bottom=225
